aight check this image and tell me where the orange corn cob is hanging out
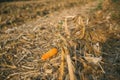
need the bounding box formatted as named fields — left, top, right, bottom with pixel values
left=41, top=48, right=58, bottom=60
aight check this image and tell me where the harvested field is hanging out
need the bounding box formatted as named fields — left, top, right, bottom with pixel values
left=0, top=0, right=120, bottom=80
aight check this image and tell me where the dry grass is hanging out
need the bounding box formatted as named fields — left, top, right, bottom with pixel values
left=0, top=0, right=88, bottom=30
left=0, top=0, right=120, bottom=80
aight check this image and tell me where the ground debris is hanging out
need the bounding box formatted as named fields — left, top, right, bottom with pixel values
left=0, top=0, right=120, bottom=80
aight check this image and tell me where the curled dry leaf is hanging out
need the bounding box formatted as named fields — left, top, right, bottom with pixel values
left=41, top=48, right=58, bottom=60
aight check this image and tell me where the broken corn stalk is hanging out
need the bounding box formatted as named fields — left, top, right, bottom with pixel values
left=41, top=48, right=58, bottom=60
